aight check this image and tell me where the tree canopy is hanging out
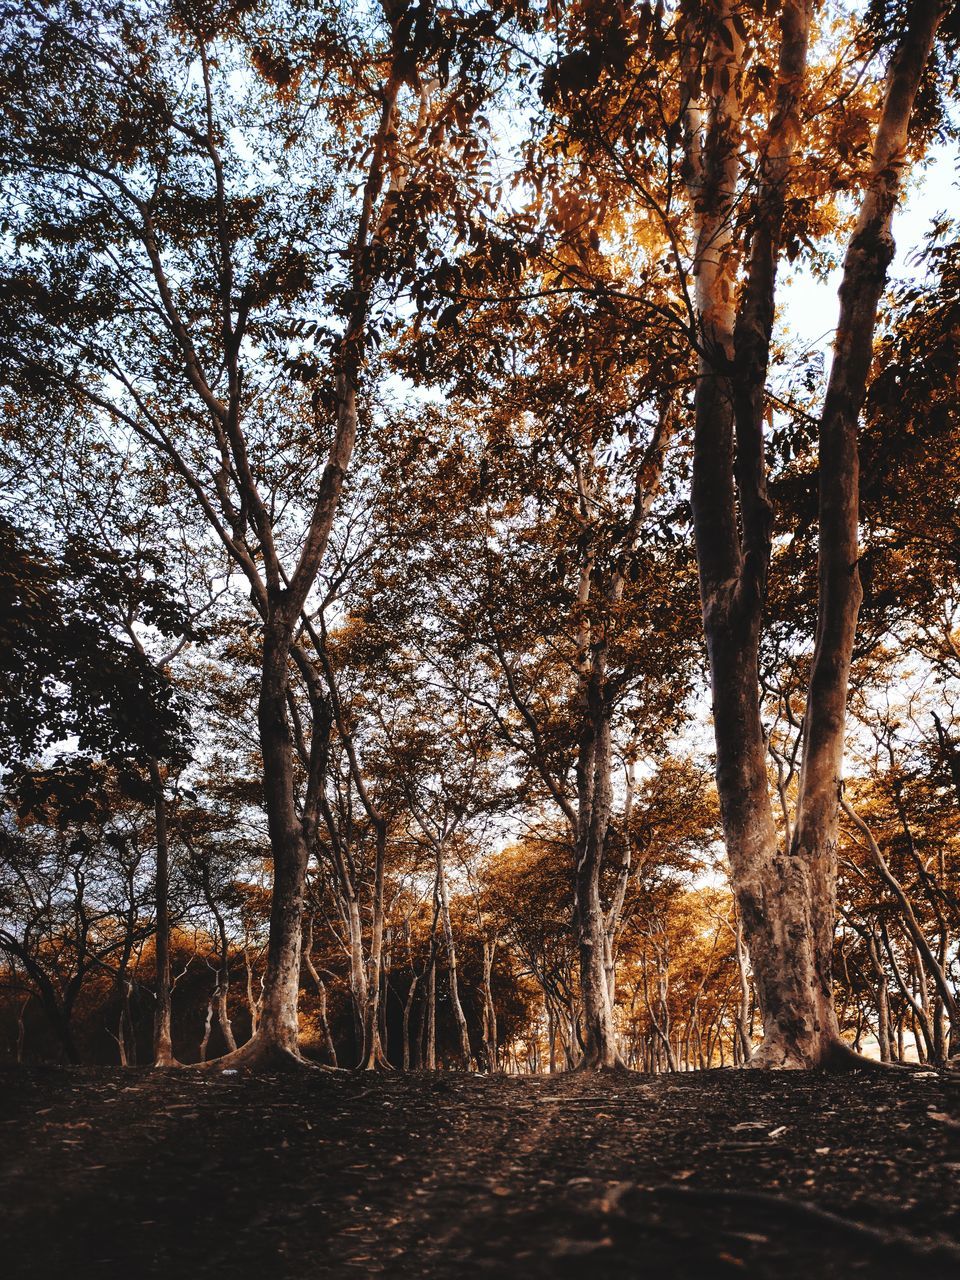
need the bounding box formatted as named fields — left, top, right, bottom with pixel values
left=1, top=0, right=959, bottom=1078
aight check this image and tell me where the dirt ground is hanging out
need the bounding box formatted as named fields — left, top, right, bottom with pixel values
left=1, top=1064, right=959, bottom=1278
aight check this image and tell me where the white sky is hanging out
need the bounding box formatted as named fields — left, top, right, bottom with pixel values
left=781, top=141, right=958, bottom=352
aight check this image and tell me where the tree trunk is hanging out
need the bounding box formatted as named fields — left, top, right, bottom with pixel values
left=866, top=930, right=891, bottom=1063
left=199, top=989, right=216, bottom=1063
left=16, top=994, right=29, bottom=1064
left=573, top=664, right=623, bottom=1070
left=733, top=911, right=753, bottom=1063
left=481, top=936, right=499, bottom=1072
left=687, top=0, right=811, bottom=1067
left=361, top=821, right=390, bottom=1070
left=843, top=799, right=960, bottom=1042
left=232, top=628, right=311, bottom=1064
left=780, top=0, right=948, bottom=1065
left=303, top=917, right=338, bottom=1067
left=244, top=947, right=262, bottom=1037
left=689, top=0, right=945, bottom=1067
left=44, top=992, right=80, bottom=1064
left=425, top=953, right=437, bottom=1071
left=437, top=853, right=472, bottom=1070
left=202, top=876, right=237, bottom=1056
left=150, top=759, right=178, bottom=1067
left=403, top=973, right=419, bottom=1071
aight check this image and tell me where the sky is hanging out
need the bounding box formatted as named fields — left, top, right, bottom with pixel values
left=781, top=141, right=958, bottom=352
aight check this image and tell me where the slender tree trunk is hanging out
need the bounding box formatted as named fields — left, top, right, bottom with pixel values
left=118, top=973, right=135, bottom=1066
left=16, top=993, right=29, bottom=1064
left=199, top=988, right=216, bottom=1063
left=403, top=973, right=418, bottom=1071
left=343, top=894, right=367, bottom=1063
left=733, top=912, right=753, bottom=1062
left=203, top=894, right=237, bottom=1055
left=573, top=666, right=623, bottom=1069
left=149, top=759, right=178, bottom=1067
left=437, top=853, right=472, bottom=1069
left=481, top=936, right=499, bottom=1072
left=565, top=442, right=670, bottom=1073
left=425, top=954, right=437, bottom=1071
left=843, top=799, right=960, bottom=1041
left=866, top=930, right=891, bottom=1063
left=244, top=947, right=262, bottom=1037
left=361, top=821, right=390, bottom=1070
left=303, top=917, right=338, bottom=1067
left=880, top=922, right=936, bottom=1060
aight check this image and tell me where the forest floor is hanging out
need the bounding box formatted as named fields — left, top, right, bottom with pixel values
left=1, top=1065, right=959, bottom=1278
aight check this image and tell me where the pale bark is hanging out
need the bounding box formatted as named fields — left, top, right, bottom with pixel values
left=361, top=821, right=390, bottom=1070
left=403, top=973, right=419, bottom=1071
left=303, top=915, right=338, bottom=1067
left=437, top=855, right=473, bottom=1069
left=244, top=946, right=263, bottom=1037
left=480, top=936, right=499, bottom=1072
left=865, top=931, right=891, bottom=1063
left=571, top=433, right=672, bottom=1071
left=842, top=799, right=960, bottom=1046
left=150, top=760, right=178, bottom=1067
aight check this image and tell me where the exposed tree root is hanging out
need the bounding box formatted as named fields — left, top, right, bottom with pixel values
left=152, top=1054, right=184, bottom=1070
left=570, top=1052, right=634, bottom=1075
left=645, top=1184, right=960, bottom=1265
left=356, top=1048, right=396, bottom=1074
left=192, top=1036, right=343, bottom=1074
left=818, top=1039, right=917, bottom=1073
left=745, top=1037, right=916, bottom=1072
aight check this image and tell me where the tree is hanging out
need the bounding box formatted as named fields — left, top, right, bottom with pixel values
left=0, top=0, right=523, bottom=1066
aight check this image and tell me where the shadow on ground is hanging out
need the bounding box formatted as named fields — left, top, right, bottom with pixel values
left=1, top=1066, right=958, bottom=1277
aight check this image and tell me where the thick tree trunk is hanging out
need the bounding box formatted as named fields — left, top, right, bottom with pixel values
left=687, top=0, right=805, bottom=1065
left=574, top=841, right=621, bottom=1068
left=688, top=0, right=944, bottom=1066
